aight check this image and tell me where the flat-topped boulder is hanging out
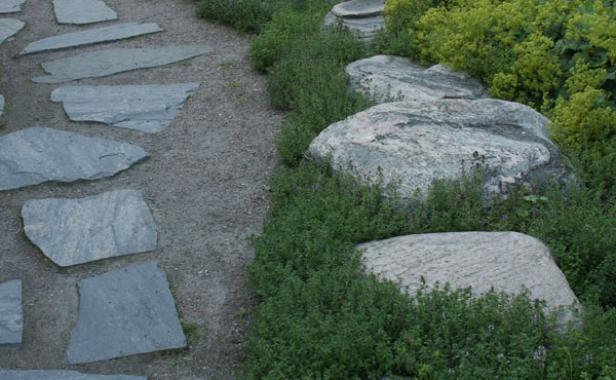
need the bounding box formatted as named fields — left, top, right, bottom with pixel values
left=33, top=45, right=213, bottom=83
left=53, top=0, right=117, bottom=25
left=0, top=95, right=4, bottom=116
left=324, top=0, right=384, bottom=40
left=0, top=19, right=24, bottom=44
left=22, top=190, right=157, bottom=267
left=359, top=232, right=579, bottom=313
left=0, top=280, right=22, bottom=345
left=0, top=0, right=26, bottom=13
left=347, top=55, right=486, bottom=103
left=21, top=22, right=163, bottom=55
left=332, top=0, right=384, bottom=17
left=309, top=99, right=571, bottom=199
left=0, top=127, right=148, bottom=191
left=0, top=370, right=145, bottom=380
left=51, top=83, right=200, bottom=133
left=67, top=262, right=186, bottom=364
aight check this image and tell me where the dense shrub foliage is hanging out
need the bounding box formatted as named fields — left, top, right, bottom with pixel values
left=198, top=0, right=616, bottom=377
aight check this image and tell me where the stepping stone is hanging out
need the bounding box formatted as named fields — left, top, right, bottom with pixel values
left=324, top=0, right=384, bottom=40
left=0, top=127, right=147, bottom=191
left=0, top=280, right=22, bottom=345
left=67, top=262, right=187, bottom=364
left=53, top=0, right=117, bottom=25
left=0, top=370, right=145, bottom=380
left=309, top=99, right=572, bottom=199
left=332, top=0, right=384, bottom=17
left=33, top=45, right=213, bottom=84
left=0, top=0, right=26, bottom=13
left=22, top=190, right=157, bottom=267
left=359, top=232, right=579, bottom=313
left=0, top=19, right=25, bottom=44
left=21, top=22, right=163, bottom=55
left=346, top=55, right=486, bottom=103
left=51, top=83, right=200, bottom=133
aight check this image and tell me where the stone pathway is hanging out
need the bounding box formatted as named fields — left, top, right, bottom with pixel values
left=0, top=0, right=280, bottom=378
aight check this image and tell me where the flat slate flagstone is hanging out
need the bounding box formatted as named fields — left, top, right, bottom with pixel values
left=21, top=22, right=163, bottom=55
left=67, top=261, right=187, bottom=364
left=0, top=19, right=25, bottom=44
left=0, top=370, right=145, bottom=380
left=0, top=280, right=22, bottom=345
left=51, top=83, right=200, bottom=133
left=22, top=190, right=158, bottom=267
left=0, top=0, right=26, bottom=13
left=33, top=45, right=213, bottom=83
left=53, top=0, right=117, bottom=25
left=0, top=127, right=148, bottom=191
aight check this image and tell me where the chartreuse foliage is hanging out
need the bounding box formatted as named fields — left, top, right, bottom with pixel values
left=198, top=0, right=616, bottom=378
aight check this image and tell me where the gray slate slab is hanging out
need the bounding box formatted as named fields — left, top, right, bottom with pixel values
left=67, top=261, right=187, bottom=364
left=0, top=280, right=22, bottom=345
left=0, top=18, right=25, bottom=44
left=22, top=190, right=158, bottom=267
left=0, top=127, right=148, bottom=191
left=0, top=370, right=145, bottom=380
left=53, top=0, right=117, bottom=25
left=0, top=0, right=26, bottom=13
left=0, top=95, right=4, bottom=116
left=21, top=22, right=163, bottom=55
left=33, top=45, right=213, bottom=83
left=51, top=83, right=200, bottom=133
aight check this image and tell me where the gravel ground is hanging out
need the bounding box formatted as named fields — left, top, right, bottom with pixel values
left=0, top=1, right=282, bottom=378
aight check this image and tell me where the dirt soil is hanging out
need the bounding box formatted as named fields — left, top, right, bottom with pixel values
left=0, top=1, right=281, bottom=378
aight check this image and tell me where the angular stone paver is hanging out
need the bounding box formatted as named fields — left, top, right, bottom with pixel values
left=33, top=45, right=213, bottom=83
left=51, top=83, right=200, bottom=133
left=0, top=370, right=145, bottom=380
left=0, top=127, right=148, bottom=191
left=22, top=190, right=157, bottom=267
left=359, top=232, right=579, bottom=312
left=346, top=55, right=485, bottom=103
left=0, top=0, right=26, bottom=14
left=21, top=22, right=163, bottom=55
left=67, top=261, right=187, bottom=364
left=0, top=280, right=22, bottom=345
left=53, top=0, right=117, bottom=25
left=325, top=0, right=384, bottom=40
left=309, top=99, right=572, bottom=199
left=0, top=19, right=25, bottom=44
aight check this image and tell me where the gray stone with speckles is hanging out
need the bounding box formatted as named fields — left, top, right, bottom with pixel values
left=0, top=0, right=26, bottom=13
left=0, top=19, right=24, bottom=44
left=53, top=0, right=117, bottom=25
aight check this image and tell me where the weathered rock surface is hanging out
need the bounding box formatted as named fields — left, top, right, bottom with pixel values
left=22, top=190, right=157, bottom=267
left=21, top=22, right=163, bottom=55
left=0, top=95, right=4, bottom=116
left=53, top=0, right=117, bottom=25
left=0, top=19, right=25, bottom=44
left=309, top=99, right=570, bottom=199
left=67, top=262, right=186, bottom=364
left=0, top=0, right=26, bottom=13
left=325, top=0, right=384, bottom=40
left=0, top=280, right=22, bottom=345
left=0, top=370, right=145, bottom=380
left=359, top=232, right=579, bottom=312
left=347, top=55, right=486, bottom=103
left=33, top=45, right=213, bottom=83
left=0, top=127, right=148, bottom=191
left=51, top=83, right=200, bottom=133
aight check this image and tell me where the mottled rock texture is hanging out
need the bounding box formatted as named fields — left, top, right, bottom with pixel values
left=324, top=0, right=384, bottom=40
left=22, top=190, right=157, bottom=267
left=346, top=55, right=486, bottom=103
left=0, top=280, right=22, bottom=345
left=0, top=127, right=148, bottom=191
left=359, top=232, right=579, bottom=311
left=51, top=83, right=200, bottom=133
left=0, top=0, right=26, bottom=13
left=33, top=45, right=212, bottom=83
left=53, top=0, right=117, bottom=25
left=0, top=370, right=145, bottom=380
left=332, top=0, right=384, bottom=17
left=67, top=262, right=186, bottom=364
left=21, top=22, right=162, bottom=55
left=309, top=100, right=571, bottom=199
left=0, top=19, right=25, bottom=44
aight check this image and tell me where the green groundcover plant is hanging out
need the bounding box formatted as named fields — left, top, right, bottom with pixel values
left=198, top=0, right=616, bottom=377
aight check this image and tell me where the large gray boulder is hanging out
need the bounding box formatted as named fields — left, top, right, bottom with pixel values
left=359, top=232, right=579, bottom=312
left=0, top=19, right=25, bottom=44
left=0, top=280, right=22, bottom=345
left=309, top=99, right=570, bottom=199
left=53, top=0, right=117, bottom=25
left=346, top=55, right=486, bottom=103
left=0, top=127, right=148, bottom=191
left=324, top=0, right=384, bottom=41
left=22, top=190, right=157, bottom=267
left=0, top=370, right=145, bottom=380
